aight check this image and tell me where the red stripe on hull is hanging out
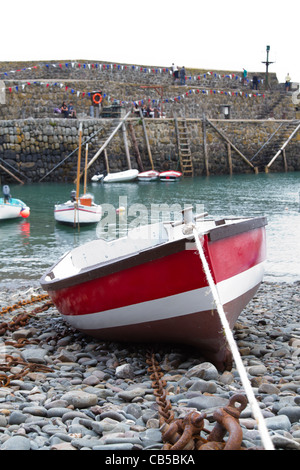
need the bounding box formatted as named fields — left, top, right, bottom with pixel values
left=208, top=227, right=266, bottom=283
left=49, top=227, right=266, bottom=317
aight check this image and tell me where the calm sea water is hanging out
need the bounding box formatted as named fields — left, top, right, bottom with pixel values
left=0, top=172, right=299, bottom=289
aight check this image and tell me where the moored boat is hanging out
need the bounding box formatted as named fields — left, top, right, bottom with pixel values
left=54, top=191, right=102, bottom=226
left=159, top=170, right=182, bottom=181
left=138, top=170, right=159, bottom=182
left=0, top=185, right=30, bottom=221
left=91, top=172, right=104, bottom=182
left=103, top=169, right=139, bottom=183
left=40, top=208, right=267, bottom=371
left=54, top=129, right=102, bottom=226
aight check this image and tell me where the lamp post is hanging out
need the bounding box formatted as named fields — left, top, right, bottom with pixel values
left=262, top=45, right=274, bottom=90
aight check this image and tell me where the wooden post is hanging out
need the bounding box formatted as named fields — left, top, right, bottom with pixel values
left=282, top=149, right=288, bottom=172
left=104, top=149, right=110, bottom=173
left=83, top=109, right=132, bottom=175
left=265, top=122, right=300, bottom=171
left=139, top=108, right=154, bottom=170
left=227, top=143, right=232, bottom=175
left=202, top=114, right=209, bottom=176
left=207, top=119, right=256, bottom=171
left=128, top=123, right=144, bottom=172
left=0, top=164, right=24, bottom=184
left=122, top=122, right=131, bottom=169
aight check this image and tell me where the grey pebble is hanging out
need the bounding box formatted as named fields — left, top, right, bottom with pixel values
left=0, top=281, right=299, bottom=451
left=1, top=436, right=31, bottom=450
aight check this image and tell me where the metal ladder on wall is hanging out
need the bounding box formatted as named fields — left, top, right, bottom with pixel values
left=175, top=118, right=194, bottom=177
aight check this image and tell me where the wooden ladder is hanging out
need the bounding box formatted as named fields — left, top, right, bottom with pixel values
left=175, top=118, right=194, bottom=177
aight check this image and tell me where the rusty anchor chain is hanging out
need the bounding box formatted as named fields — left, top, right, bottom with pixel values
left=0, top=294, right=53, bottom=336
left=0, top=294, right=50, bottom=315
left=0, top=355, right=52, bottom=387
left=146, top=351, right=251, bottom=451
left=0, top=293, right=54, bottom=387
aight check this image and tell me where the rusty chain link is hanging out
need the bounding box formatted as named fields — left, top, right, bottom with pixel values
left=0, top=294, right=54, bottom=387
left=0, top=295, right=53, bottom=336
left=0, top=294, right=50, bottom=315
left=0, top=355, right=52, bottom=387
left=146, top=351, right=256, bottom=450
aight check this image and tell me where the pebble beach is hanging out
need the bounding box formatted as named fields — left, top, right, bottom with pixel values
left=0, top=281, right=299, bottom=451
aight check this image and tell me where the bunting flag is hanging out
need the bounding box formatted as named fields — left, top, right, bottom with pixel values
left=0, top=60, right=263, bottom=86
left=0, top=80, right=265, bottom=107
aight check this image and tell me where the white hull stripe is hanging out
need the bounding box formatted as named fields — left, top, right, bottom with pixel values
left=65, top=262, right=265, bottom=331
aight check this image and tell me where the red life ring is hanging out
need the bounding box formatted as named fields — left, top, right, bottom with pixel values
left=93, top=93, right=102, bottom=104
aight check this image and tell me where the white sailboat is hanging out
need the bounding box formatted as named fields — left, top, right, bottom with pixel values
left=54, top=126, right=102, bottom=226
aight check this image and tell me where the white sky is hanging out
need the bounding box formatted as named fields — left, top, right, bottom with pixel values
left=1, top=0, right=299, bottom=85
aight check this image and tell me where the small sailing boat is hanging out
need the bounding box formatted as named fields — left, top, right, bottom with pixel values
left=54, top=125, right=102, bottom=226
left=0, top=185, right=30, bottom=221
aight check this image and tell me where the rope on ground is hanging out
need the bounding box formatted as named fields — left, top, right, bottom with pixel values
left=192, top=226, right=274, bottom=451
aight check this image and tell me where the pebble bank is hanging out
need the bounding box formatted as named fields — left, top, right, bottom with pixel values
left=0, top=281, right=299, bottom=451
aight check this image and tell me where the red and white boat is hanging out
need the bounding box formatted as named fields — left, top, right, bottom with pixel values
left=138, top=170, right=160, bottom=182
left=159, top=170, right=182, bottom=181
left=54, top=192, right=102, bottom=226
left=40, top=208, right=267, bottom=371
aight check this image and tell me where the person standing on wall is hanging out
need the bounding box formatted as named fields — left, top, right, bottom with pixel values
left=180, top=66, right=186, bottom=85
left=172, top=64, right=179, bottom=84
left=252, top=75, right=258, bottom=90
left=285, top=73, right=291, bottom=92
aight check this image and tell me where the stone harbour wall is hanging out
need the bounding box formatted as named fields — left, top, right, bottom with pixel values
left=0, top=59, right=298, bottom=182
left=0, top=60, right=295, bottom=121
left=0, top=117, right=299, bottom=184
left=0, top=78, right=297, bottom=121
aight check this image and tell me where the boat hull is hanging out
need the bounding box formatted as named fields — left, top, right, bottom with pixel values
left=159, top=170, right=182, bottom=181
left=54, top=202, right=102, bottom=225
left=138, top=170, right=159, bottom=182
left=0, top=198, right=30, bottom=220
left=91, top=174, right=104, bottom=182
left=103, top=169, right=139, bottom=183
left=41, top=217, right=267, bottom=370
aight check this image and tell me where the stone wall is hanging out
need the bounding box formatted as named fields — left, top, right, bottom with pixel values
left=0, top=60, right=295, bottom=121
left=0, top=78, right=297, bottom=121
left=0, top=59, right=279, bottom=88
left=0, top=60, right=298, bottom=183
left=0, top=117, right=299, bottom=184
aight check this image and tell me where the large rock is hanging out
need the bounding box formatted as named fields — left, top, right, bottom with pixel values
left=61, top=390, right=98, bottom=408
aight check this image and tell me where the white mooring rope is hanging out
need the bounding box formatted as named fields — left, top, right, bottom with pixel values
left=192, top=227, right=274, bottom=450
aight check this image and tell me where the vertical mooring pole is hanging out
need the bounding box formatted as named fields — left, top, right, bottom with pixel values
left=202, top=114, right=209, bottom=176
left=227, top=143, right=233, bottom=175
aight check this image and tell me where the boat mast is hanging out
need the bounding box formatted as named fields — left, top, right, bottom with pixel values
left=83, top=144, right=88, bottom=195
left=76, top=123, right=83, bottom=201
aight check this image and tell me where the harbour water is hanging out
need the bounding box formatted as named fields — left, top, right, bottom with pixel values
left=0, top=172, right=299, bottom=289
